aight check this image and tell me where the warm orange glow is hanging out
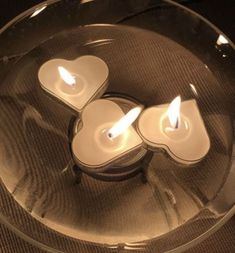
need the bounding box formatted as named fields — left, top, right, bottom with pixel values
left=58, top=66, right=76, bottom=86
left=108, top=106, right=143, bottom=139
left=167, top=96, right=181, bottom=129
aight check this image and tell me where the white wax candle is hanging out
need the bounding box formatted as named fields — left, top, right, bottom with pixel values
left=72, top=99, right=143, bottom=169
left=137, top=99, right=210, bottom=165
left=38, top=55, right=109, bottom=112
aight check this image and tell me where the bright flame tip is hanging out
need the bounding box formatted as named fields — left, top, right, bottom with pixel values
left=167, top=96, right=181, bottom=129
left=108, top=106, right=143, bottom=139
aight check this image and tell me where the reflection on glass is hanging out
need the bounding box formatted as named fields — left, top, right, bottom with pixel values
left=30, top=5, right=47, bottom=18
left=81, top=0, right=94, bottom=4
left=189, top=83, right=198, bottom=96
left=216, top=34, right=229, bottom=45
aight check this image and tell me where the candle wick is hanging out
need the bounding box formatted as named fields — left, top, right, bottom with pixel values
left=107, top=132, right=113, bottom=139
left=166, top=117, right=181, bottom=132
left=175, top=118, right=180, bottom=129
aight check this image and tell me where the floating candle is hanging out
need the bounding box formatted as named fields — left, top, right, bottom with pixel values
left=72, top=99, right=143, bottom=170
left=38, top=55, right=109, bottom=112
left=137, top=97, right=210, bottom=165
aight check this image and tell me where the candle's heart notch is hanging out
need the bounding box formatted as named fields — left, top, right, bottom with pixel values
left=38, top=55, right=109, bottom=113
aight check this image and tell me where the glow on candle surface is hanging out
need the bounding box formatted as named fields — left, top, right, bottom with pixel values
left=38, top=55, right=109, bottom=112
left=72, top=99, right=143, bottom=169
left=137, top=97, right=210, bottom=164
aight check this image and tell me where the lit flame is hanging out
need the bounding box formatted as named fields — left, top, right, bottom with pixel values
left=58, top=66, right=76, bottom=86
left=30, top=5, right=47, bottom=18
left=107, top=106, right=143, bottom=139
left=167, top=96, right=181, bottom=129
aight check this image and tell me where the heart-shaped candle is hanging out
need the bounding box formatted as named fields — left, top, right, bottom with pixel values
left=38, top=55, right=109, bottom=112
left=72, top=99, right=143, bottom=170
left=137, top=98, right=210, bottom=165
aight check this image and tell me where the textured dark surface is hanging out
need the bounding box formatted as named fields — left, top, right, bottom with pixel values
left=0, top=222, right=45, bottom=253
left=0, top=216, right=235, bottom=253
left=0, top=0, right=234, bottom=253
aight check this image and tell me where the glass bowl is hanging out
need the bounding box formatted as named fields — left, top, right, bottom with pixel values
left=0, top=0, right=234, bottom=252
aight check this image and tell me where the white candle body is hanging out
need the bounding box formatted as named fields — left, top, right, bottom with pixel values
left=137, top=99, right=210, bottom=164
left=72, top=99, right=143, bottom=169
left=38, top=55, right=109, bottom=112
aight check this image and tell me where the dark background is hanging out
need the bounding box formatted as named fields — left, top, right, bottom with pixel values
left=0, top=0, right=234, bottom=252
left=0, top=0, right=234, bottom=42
